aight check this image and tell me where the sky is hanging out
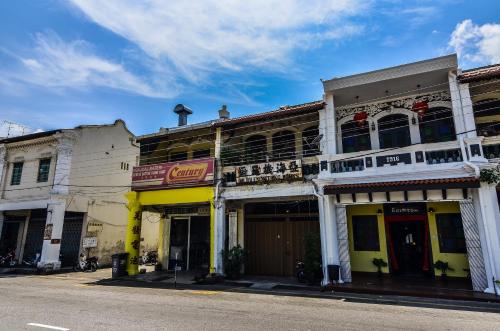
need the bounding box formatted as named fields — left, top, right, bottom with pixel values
left=1, top=0, right=499, bottom=137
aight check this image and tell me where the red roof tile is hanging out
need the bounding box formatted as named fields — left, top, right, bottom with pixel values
left=324, top=177, right=479, bottom=194
left=214, top=100, right=324, bottom=127
left=458, top=64, right=500, bottom=83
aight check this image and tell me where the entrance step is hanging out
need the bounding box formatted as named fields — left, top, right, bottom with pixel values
left=249, top=282, right=278, bottom=290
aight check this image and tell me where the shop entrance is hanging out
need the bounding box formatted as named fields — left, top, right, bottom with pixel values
left=244, top=201, right=319, bottom=277
left=169, top=216, right=210, bottom=272
left=0, top=219, right=22, bottom=257
left=384, top=203, right=430, bottom=277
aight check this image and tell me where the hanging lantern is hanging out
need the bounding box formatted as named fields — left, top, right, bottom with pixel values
left=412, top=101, right=428, bottom=119
left=353, top=111, right=368, bottom=126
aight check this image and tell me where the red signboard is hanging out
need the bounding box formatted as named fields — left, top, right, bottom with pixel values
left=132, top=158, right=214, bottom=189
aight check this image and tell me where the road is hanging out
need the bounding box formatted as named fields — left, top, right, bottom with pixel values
left=0, top=269, right=499, bottom=331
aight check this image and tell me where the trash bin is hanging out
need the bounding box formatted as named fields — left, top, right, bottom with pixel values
left=327, top=264, right=340, bottom=283
left=111, top=253, right=128, bottom=278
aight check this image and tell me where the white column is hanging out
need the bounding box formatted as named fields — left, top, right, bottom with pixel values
left=237, top=207, right=244, bottom=248
left=336, top=204, right=351, bottom=282
left=38, top=198, right=66, bottom=270
left=0, top=144, right=6, bottom=198
left=228, top=210, right=238, bottom=249
left=448, top=72, right=467, bottom=139
left=52, top=133, right=75, bottom=195
left=318, top=195, right=329, bottom=285
left=214, top=199, right=226, bottom=274
left=323, top=93, right=337, bottom=155
left=320, top=195, right=343, bottom=284
left=458, top=82, right=477, bottom=138
left=473, top=184, right=500, bottom=294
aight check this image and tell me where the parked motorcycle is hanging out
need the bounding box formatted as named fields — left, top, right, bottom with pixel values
left=141, top=250, right=158, bottom=265
left=295, top=261, right=306, bottom=283
left=73, top=253, right=99, bottom=272
left=0, top=248, right=16, bottom=267
left=22, top=253, right=41, bottom=267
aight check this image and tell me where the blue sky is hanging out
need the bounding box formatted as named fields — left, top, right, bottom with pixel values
left=1, top=0, right=499, bottom=136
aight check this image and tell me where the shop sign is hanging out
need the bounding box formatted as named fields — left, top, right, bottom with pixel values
left=384, top=203, right=426, bottom=216
left=236, top=159, right=302, bottom=185
left=82, top=237, right=98, bottom=248
left=132, top=158, right=214, bottom=188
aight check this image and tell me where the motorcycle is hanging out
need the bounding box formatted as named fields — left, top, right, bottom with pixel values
left=141, top=250, right=158, bottom=265
left=0, top=248, right=17, bottom=267
left=23, top=253, right=41, bottom=267
left=296, top=261, right=306, bottom=283
left=73, top=253, right=99, bottom=272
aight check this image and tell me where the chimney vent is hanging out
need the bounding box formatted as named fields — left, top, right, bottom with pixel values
left=173, top=104, right=193, bottom=126
left=219, top=105, right=230, bottom=119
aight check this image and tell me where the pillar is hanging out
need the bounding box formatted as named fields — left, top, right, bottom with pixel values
left=157, top=213, right=168, bottom=270
left=39, top=198, right=66, bottom=270
left=319, top=195, right=344, bottom=285
left=0, top=144, right=6, bottom=197
left=459, top=200, right=488, bottom=291
left=336, top=205, right=352, bottom=282
left=323, top=93, right=337, bottom=155
left=228, top=209, right=238, bottom=249
left=213, top=199, right=226, bottom=274
left=125, top=191, right=142, bottom=276
left=473, top=184, right=500, bottom=294
left=237, top=207, right=244, bottom=248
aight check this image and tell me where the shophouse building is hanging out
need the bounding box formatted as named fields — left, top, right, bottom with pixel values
left=0, top=120, right=155, bottom=269
left=316, top=54, right=500, bottom=294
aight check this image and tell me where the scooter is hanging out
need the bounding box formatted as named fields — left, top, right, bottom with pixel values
left=141, top=251, right=158, bottom=265
left=296, top=261, right=306, bottom=283
left=73, top=253, right=99, bottom=272
left=0, top=248, right=16, bottom=267
left=23, top=253, right=41, bottom=267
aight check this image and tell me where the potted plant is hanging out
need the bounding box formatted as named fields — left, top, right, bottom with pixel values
left=222, top=245, right=247, bottom=280
left=434, top=260, right=454, bottom=279
left=303, top=232, right=322, bottom=285
left=372, top=258, right=387, bottom=275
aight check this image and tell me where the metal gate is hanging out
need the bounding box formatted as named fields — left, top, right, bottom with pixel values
left=23, top=210, right=47, bottom=261
left=60, top=212, right=84, bottom=267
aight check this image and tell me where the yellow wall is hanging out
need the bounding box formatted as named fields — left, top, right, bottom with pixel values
left=347, top=202, right=469, bottom=278
left=126, top=186, right=216, bottom=274
left=347, top=204, right=390, bottom=273
left=427, top=201, right=469, bottom=278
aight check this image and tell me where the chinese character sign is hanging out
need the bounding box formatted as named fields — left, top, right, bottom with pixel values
left=236, top=159, right=302, bottom=184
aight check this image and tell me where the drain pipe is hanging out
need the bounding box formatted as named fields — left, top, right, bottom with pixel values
left=312, top=180, right=330, bottom=286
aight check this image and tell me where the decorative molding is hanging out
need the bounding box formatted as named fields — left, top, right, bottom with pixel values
left=335, top=91, right=451, bottom=121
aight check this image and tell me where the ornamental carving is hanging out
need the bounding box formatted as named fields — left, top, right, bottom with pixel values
left=335, top=90, right=451, bottom=121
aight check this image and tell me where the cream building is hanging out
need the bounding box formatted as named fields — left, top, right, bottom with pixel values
left=0, top=120, right=158, bottom=270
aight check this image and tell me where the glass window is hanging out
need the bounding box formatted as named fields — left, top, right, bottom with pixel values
left=169, top=151, right=188, bottom=162
left=419, top=107, right=456, bottom=143
left=436, top=213, right=466, bottom=253
left=11, top=162, right=23, bottom=185
left=474, top=99, right=500, bottom=136
left=245, top=135, right=267, bottom=163
left=37, top=158, right=51, bottom=182
left=192, top=149, right=211, bottom=159
left=378, top=114, right=411, bottom=149
left=341, top=121, right=371, bottom=153
left=352, top=215, right=380, bottom=251
left=302, top=126, right=320, bottom=157
left=272, top=130, right=296, bottom=160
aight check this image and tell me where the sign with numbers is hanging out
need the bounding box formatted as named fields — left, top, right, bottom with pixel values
left=82, top=237, right=98, bottom=248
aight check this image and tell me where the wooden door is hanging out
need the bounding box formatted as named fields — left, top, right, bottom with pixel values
left=245, top=219, right=285, bottom=276
left=283, top=218, right=320, bottom=276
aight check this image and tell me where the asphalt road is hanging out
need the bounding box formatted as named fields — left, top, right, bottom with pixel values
left=0, top=269, right=499, bottom=331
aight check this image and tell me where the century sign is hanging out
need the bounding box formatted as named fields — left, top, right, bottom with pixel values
left=132, top=158, right=214, bottom=189
left=236, top=159, right=302, bottom=185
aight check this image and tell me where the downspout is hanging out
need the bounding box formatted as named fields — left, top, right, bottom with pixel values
left=312, top=180, right=330, bottom=285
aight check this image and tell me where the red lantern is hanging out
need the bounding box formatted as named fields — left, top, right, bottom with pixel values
left=412, top=101, right=428, bottom=118
left=353, top=111, right=368, bottom=126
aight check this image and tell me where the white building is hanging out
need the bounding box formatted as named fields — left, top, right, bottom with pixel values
left=0, top=120, right=157, bottom=270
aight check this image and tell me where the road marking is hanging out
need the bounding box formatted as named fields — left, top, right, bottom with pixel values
left=188, top=290, right=218, bottom=295
left=27, top=323, right=69, bottom=330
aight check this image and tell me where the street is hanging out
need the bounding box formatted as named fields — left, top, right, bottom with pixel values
left=0, top=270, right=499, bottom=330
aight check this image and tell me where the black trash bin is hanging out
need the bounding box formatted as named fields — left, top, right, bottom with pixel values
left=327, top=264, right=340, bottom=283
left=112, top=253, right=129, bottom=278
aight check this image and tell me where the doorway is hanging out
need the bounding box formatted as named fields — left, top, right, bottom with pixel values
left=169, top=216, right=210, bottom=272
left=0, top=221, right=21, bottom=257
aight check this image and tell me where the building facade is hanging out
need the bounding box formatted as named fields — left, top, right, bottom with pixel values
left=125, top=55, right=500, bottom=294
left=0, top=120, right=157, bottom=269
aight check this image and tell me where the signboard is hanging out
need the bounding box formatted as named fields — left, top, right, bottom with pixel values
left=236, top=159, right=302, bottom=185
left=376, top=153, right=411, bottom=167
left=383, top=203, right=426, bottom=216
left=82, top=237, right=98, bottom=248
left=132, top=158, right=214, bottom=189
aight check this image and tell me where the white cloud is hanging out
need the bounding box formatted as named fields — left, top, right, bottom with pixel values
left=68, top=0, right=367, bottom=83
left=13, top=32, right=177, bottom=98
left=449, top=19, right=500, bottom=66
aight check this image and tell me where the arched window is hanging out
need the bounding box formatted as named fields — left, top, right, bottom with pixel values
left=302, top=126, right=320, bottom=156
left=378, top=114, right=410, bottom=148
left=272, top=130, right=296, bottom=160
left=419, top=107, right=456, bottom=143
left=341, top=121, right=371, bottom=153
left=245, top=135, right=267, bottom=163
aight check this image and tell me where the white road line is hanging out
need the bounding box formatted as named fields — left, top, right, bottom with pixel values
left=27, top=323, right=70, bottom=331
